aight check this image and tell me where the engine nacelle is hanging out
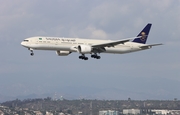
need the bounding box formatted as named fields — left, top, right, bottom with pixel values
left=56, top=51, right=71, bottom=56
left=78, top=45, right=92, bottom=54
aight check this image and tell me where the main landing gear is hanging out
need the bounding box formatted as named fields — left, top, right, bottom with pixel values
left=79, top=54, right=88, bottom=60
left=91, top=54, right=101, bottom=59
left=78, top=54, right=101, bottom=60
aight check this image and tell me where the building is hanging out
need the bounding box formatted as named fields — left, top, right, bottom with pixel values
left=59, top=112, right=65, bottom=115
left=78, top=111, right=82, bottom=115
left=0, top=110, right=4, bottom=115
left=123, top=109, right=180, bottom=115
left=123, top=109, right=141, bottom=115
left=151, top=110, right=180, bottom=115
left=46, top=111, right=53, bottom=115
left=99, top=110, right=118, bottom=115
left=34, top=111, right=43, bottom=115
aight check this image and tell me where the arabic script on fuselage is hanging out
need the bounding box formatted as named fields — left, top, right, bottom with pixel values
left=46, top=37, right=76, bottom=42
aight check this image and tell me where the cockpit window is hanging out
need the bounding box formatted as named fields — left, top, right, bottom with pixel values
left=23, top=40, right=29, bottom=42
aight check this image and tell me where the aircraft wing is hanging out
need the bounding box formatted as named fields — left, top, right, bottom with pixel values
left=140, top=43, right=163, bottom=49
left=92, top=37, right=140, bottom=48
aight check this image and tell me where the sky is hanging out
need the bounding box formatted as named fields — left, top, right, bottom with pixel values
left=0, top=0, right=180, bottom=102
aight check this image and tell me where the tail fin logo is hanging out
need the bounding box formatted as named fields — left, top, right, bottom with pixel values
left=133, top=23, right=151, bottom=44
left=140, top=32, right=146, bottom=41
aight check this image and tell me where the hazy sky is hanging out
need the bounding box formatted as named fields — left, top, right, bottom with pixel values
left=0, top=0, right=180, bottom=101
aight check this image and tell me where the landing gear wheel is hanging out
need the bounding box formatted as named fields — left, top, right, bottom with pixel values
left=30, top=52, right=34, bottom=56
left=84, top=57, right=88, bottom=60
left=97, top=56, right=101, bottom=59
left=79, top=55, right=88, bottom=60
left=91, top=54, right=101, bottom=59
left=79, top=56, right=83, bottom=59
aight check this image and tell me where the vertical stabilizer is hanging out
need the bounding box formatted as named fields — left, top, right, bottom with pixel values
left=132, top=23, right=152, bottom=44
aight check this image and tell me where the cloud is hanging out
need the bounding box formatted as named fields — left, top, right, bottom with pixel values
left=89, top=1, right=131, bottom=26
left=69, top=25, right=107, bottom=39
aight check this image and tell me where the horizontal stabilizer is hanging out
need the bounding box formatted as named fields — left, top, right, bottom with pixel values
left=140, top=43, right=163, bottom=49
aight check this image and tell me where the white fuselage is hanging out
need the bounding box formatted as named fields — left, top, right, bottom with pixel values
left=21, top=36, right=148, bottom=54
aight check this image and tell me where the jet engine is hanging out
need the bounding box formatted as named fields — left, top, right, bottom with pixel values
left=56, top=51, right=71, bottom=56
left=78, top=45, right=92, bottom=54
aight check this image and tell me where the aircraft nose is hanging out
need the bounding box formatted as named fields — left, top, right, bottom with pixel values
left=21, top=41, right=25, bottom=46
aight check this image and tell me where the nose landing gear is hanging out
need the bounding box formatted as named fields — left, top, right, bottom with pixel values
left=30, top=52, right=34, bottom=56
left=29, top=48, right=34, bottom=56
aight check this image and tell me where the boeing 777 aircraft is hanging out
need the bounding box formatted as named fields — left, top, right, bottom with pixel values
left=21, top=23, right=162, bottom=60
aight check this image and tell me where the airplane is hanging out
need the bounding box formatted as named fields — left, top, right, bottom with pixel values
left=21, top=23, right=162, bottom=60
